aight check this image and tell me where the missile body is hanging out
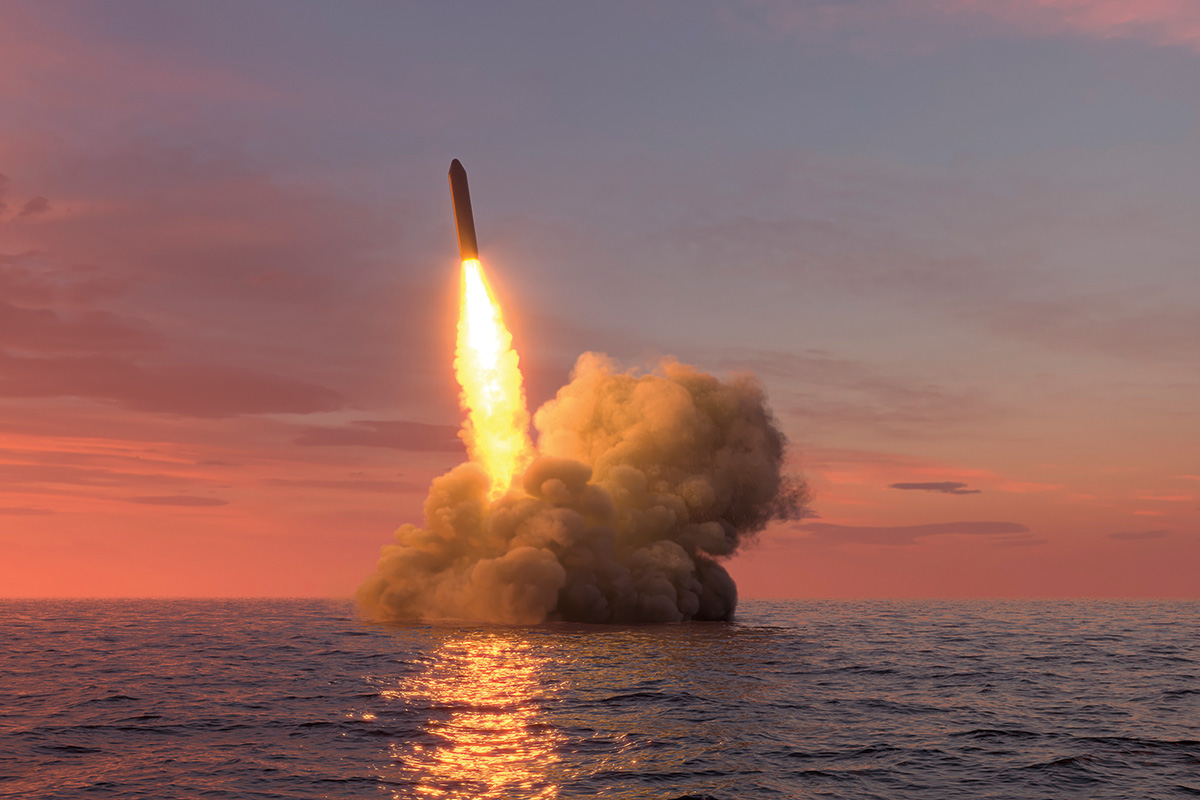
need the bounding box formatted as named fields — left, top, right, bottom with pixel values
left=448, top=159, right=479, bottom=261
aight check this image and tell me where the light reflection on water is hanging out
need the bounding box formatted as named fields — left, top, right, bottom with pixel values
left=374, top=622, right=775, bottom=799
left=385, top=632, right=564, bottom=798
left=3, top=601, right=1199, bottom=798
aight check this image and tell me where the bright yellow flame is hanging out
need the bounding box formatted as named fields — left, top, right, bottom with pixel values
left=454, top=258, right=532, bottom=500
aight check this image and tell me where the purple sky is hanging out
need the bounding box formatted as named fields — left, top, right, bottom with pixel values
left=1, top=1, right=1197, bottom=597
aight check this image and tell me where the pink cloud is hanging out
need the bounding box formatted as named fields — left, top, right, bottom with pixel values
left=798, top=445, right=1059, bottom=495
left=735, top=0, right=1200, bottom=53
left=0, top=353, right=343, bottom=417
left=990, top=536, right=1049, bottom=548
left=0, top=462, right=185, bottom=490
left=0, top=6, right=283, bottom=115
left=19, top=196, right=50, bottom=215
left=127, top=496, right=227, bottom=507
left=797, top=520, right=1030, bottom=546
left=262, top=477, right=426, bottom=494
left=0, top=301, right=159, bottom=354
left=293, top=420, right=463, bottom=452
left=967, top=0, right=1200, bottom=51
left=718, top=348, right=1004, bottom=439
left=1110, top=528, right=1169, bottom=540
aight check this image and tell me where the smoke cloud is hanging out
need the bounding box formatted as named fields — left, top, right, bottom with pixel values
left=358, top=353, right=804, bottom=623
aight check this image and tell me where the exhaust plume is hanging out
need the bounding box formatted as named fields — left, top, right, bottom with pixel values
left=358, top=352, right=803, bottom=623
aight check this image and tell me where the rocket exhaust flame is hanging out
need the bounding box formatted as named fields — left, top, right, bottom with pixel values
left=455, top=258, right=532, bottom=501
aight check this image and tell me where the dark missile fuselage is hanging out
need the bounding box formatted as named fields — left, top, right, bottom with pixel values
left=448, top=159, right=479, bottom=261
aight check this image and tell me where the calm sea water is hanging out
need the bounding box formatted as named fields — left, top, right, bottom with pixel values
left=1, top=599, right=1196, bottom=799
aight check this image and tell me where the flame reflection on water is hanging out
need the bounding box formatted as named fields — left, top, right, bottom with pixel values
left=384, top=633, right=563, bottom=798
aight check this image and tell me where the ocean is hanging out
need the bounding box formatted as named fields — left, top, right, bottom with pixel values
left=1, top=599, right=1196, bottom=799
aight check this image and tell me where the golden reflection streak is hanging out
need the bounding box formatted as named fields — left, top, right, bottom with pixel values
left=386, top=635, right=562, bottom=799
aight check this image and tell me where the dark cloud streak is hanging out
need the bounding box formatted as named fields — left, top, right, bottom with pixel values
left=127, top=496, right=227, bottom=507
left=891, top=481, right=981, bottom=494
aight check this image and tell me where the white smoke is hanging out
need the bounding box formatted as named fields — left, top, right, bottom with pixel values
left=358, top=352, right=804, bottom=623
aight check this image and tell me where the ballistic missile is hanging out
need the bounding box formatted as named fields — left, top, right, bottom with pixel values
left=448, top=159, right=479, bottom=261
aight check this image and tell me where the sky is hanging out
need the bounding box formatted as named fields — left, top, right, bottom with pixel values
left=1, top=0, right=1197, bottom=598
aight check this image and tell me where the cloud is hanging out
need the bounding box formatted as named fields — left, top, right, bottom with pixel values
left=795, top=446, right=1059, bottom=497
left=293, top=420, right=463, bottom=452
left=0, top=352, right=343, bottom=417
left=263, top=478, right=426, bottom=494
left=0, top=252, right=130, bottom=307
left=991, top=536, right=1048, bottom=548
left=977, top=294, right=1200, bottom=364
left=1109, top=529, right=1169, bottom=541
left=967, top=0, right=1200, bottom=53
left=891, top=481, right=981, bottom=495
left=0, top=145, right=456, bottom=428
left=733, top=0, right=1200, bottom=54
left=719, top=348, right=1003, bottom=438
left=126, top=496, right=227, bottom=507
left=799, top=520, right=1029, bottom=546
left=0, top=462, right=183, bottom=489
left=0, top=301, right=159, bottom=354
left=17, top=196, right=50, bottom=217
left=0, top=506, right=54, bottom=515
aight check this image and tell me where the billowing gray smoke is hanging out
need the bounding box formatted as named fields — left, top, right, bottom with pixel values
left=357, top=352, right=804, bottom=623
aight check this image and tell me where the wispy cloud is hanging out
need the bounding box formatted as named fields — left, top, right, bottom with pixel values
left=718, top=348, right=1003, bottom=439
left=991, top=536, right=1048, bottom=549
left=294, top=420, right=463, bottom=452
left=1109, top=529, right=1169, bottom=541
left=126, top=496, right=227, bottom=507
left=1137, top=493, right=1194, bottom=502
left=734, top=0, right=1200, bottom=54
left=0, top=353, right=344, bottom=417
left=891, top=481, right=981, bottom=495
left=262, top=477, right=425, bottom=494
left=798, top=520, right=1029, bottom=546
left=796, top=446, right=1059, bottom=496
left=977, top=294, right=1200, bottom=364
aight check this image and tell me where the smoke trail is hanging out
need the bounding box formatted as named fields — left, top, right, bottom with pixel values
left=358, top=352, right=805, bottom=623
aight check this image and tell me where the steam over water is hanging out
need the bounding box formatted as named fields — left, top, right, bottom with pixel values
left=4, top=599, right=1198, bottom=799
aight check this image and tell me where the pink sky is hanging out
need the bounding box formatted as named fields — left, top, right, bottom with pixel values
left=1, top=2, right=1196, bottom=598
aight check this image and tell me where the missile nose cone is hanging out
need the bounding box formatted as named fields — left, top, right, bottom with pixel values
left=448, top=159, right=479, bottom=261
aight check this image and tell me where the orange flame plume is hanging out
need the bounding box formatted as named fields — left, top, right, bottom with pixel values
left=454, top=259, right=532, bottom=501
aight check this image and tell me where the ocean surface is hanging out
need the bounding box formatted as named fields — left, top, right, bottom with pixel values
left=1, top=599, right=1197, bottom=799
